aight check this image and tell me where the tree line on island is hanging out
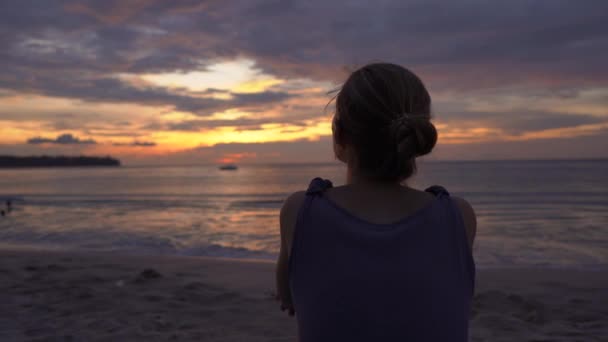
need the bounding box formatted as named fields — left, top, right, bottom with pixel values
left=0, top=155, right=121, bottom=168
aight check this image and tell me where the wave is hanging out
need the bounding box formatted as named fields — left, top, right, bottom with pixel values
left=0, top=223, right=276, bottom=261
left=178, top=244, right=275, bottom=260
left=229, top=199, right=284, bottom=209
left=0, top=194, right=287, bottom=211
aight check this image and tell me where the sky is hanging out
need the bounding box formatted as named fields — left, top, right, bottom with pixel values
left=1, top=0, right=607, bottom=165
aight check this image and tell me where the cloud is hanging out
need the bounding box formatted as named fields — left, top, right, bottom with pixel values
left=149, top=136, right=337, bottom=165
left=498, top=113, right=605, bottom=134
left=166, top=119, right=261, bottom=131
left=430, top=129, right=608, bottom=161
left=27, top=133, right=97, bottom=145
left=2, top=0, right=608, bottom=162
left=437, top=111, right=607, bottom=135
left=1, top=1, right=606, bottom=121
left=165, top=117, right=311, bottom=131
left=112, top=140, right=157, bottom=147
left=1, top=1, right=607, bottom=94
left=0, top=72, right=292, bottom=116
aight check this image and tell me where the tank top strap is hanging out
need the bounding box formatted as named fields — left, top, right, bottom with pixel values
left=305, top=177, right=333, bottom=196
left=289, top=178, right=333, bottom=281
left=425, top=184, right=475, bottom=294
left=296, top=178, right=333, bottom=229
left=425, top=185, right=450, bottom=197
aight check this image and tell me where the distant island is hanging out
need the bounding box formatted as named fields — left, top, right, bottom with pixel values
left=0, top=155, right=121, bottom=168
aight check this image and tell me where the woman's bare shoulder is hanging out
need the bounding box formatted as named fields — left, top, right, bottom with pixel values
left=281, top=191, right=307, bottom=219
left=451, top=196, right=477, bottom=249
left=279, top=191, right=307, bottom=245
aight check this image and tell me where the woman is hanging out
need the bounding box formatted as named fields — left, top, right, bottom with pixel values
left=276, top=63, right=476, bottom=341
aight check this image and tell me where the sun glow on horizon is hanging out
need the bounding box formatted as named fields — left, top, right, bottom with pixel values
left=149, top=119, right=331, bottom=150
left=2, top=58, right=607, bottom=163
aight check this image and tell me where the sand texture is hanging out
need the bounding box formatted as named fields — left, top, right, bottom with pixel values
left=0, top=248, right=606, bottom=341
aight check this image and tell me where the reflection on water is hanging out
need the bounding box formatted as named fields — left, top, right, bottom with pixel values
left=0, top=160, right=607, bottom=269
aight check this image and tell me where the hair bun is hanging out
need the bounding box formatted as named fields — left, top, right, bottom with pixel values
left=389, top=114, right=437, bottom=159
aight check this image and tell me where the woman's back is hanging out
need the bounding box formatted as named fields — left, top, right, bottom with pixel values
left=323, top=179, right=436, bottom=225
left=274, top=63, right=477, bottom=341
left=288, top=178, right=475, bottom=341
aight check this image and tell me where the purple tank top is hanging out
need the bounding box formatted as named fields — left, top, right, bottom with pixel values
left=288, top=178, right=475, bottom=341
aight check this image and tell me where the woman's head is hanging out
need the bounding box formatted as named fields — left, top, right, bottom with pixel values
left=332, top=63, right=437, bottom=182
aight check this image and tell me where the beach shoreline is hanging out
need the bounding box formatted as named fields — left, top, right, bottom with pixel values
left=1, top=247, right=606, bottom=341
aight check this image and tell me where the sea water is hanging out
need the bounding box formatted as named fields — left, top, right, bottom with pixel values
left=0, top=160, right=606, bottom=269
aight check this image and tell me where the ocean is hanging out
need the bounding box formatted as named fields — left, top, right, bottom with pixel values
left=0, top=160, right=606, bottom=269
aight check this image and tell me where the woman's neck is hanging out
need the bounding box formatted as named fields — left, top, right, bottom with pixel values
left=346, top=166, right=403, bottom=188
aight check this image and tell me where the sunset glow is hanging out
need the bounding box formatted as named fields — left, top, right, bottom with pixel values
left=1, top=2, right=607, bottom=163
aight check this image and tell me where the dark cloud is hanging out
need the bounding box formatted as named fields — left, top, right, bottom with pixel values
left=1, top=0, right=606, bottom=96
left=0, top=72, right=291, bottom=115
left=438, top=111, right=607, bottom=134
left=166, top=117, right=310, bottom=131
left=499, top=113, right=605, bottom=134
left=27, top=133, right=97, bottom=145
left=209, top=0, right=608, bottom=88
left=166, top=119, right=259, bottom=131
left=112, top=140, right=157, bottom=147
left=430, top=129, right=608, bottom=161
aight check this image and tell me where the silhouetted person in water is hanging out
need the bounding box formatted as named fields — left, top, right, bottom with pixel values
left=276, top=63, right=476, bottom=342
left=6, top=200, right=12, bottom=213
left=0, top=210, right=4, bottom=217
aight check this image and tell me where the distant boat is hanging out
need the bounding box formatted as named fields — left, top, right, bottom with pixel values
left=219, top=164, right=238, bottom=171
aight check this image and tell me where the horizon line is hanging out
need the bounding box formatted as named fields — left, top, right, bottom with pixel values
left=122, top=158, right=608, bottom=168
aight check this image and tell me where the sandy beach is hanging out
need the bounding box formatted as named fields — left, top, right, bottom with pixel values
left=0, top=247, right=606, bottom=342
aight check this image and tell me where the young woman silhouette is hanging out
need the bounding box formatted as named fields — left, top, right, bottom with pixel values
left=276, top=63, right=476, bottom=341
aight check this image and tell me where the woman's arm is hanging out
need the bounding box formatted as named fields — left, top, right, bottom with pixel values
left=276, top=238, right=294, bottom=316
left=275, top=191, right=305, bottom=316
